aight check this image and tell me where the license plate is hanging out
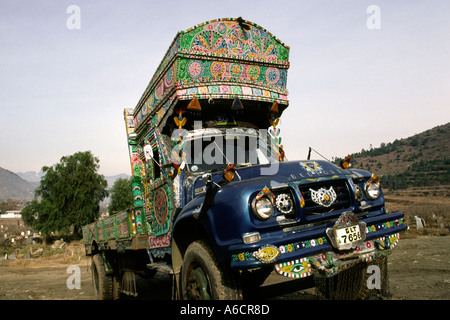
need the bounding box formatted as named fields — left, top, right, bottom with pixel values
left=326, top=211, right=367, bottom=250
left=336, top=225, right=362, bottom=246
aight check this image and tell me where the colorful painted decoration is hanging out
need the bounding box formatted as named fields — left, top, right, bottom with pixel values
left=132, top=184, right=144, bottom=207
left=366, top=219, right=404, bottom=237
left=231, top=96, right=244, bottom=110
left=269, top=118, right=279, bottom=127
left=151, top=185, right=173, bottom=236
left=231, top=234, right=329, bottom=265
left=270, top=101, right=279, bottom=114
left=340, top=154, right=352, bottom=169
left=120, top=18, right=293, bottom=252
left=275, top=258, right=311, bottom=279
left=254, top=245, right=280, bottom=263
left=300, top=195, right=305, bottom=208
left=124, top=111, right=149, bottom=234
left=278, top=145, right=285, bottom=162
left=154, top=187, right=169, bottom=225
left=148, top=232, right=171, bottom=248
left=172, top=107, right=188, bottom=173
left=174, top=116, right=187, bottom=128
left=256, top=186, right=275, bottom=202
left=174, top=108, right=187, bottom=136
left=216, top=113, right=237, bottom=126
left=268, top=102, right=285, bottom=161
left=232, top=229, right=402, bottom=278
left=135, top=209, right=144, bottom=232
left=131, top=18, right=290, bottom=131
left=187, top=96, right=201, bottom=111
left=299, top=161, right=325, bottom=174
left=367, top=174, right=380, bottom=185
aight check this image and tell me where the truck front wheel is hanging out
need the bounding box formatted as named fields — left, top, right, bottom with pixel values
left=181, top=240, right=242, bottom=300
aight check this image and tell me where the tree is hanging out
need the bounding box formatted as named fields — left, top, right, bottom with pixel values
left=21, top=151, right=108, bottom=236
left=108, top=177, right=133, bottom=215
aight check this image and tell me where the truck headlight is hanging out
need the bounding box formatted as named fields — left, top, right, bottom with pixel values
left=364, top=179, right=381, bottom=200
left=252, top=196, right=274, bottom=220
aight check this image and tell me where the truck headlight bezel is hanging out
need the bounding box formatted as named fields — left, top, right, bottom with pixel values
left=364, top=179, right=381, bottom=200
left=251, top=196, right=274, bottom=221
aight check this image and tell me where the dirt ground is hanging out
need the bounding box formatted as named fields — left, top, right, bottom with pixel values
left=0, top=188, right=448, bottom=300
left=0, top=235, right=448, bottom=300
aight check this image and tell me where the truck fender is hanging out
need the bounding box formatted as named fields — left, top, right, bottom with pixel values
left=88, top=240, right=98, bottom=255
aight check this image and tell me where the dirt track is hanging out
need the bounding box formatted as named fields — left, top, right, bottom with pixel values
left=385, top=235, right=450, bottom=299
left=0, top=235, right=448, bottom=300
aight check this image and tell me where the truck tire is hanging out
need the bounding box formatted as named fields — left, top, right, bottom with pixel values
left=91, top=254, right=113, bottom=300
left=181, top=240, right=242, bottom=300
left=112, top=274, right=122, bottom=300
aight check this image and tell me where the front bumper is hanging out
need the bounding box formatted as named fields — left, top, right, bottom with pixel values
left=229, top=211, right=406, bottom=278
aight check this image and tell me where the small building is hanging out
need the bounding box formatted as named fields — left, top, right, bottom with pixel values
left=0, top=211, right=22, bottom=219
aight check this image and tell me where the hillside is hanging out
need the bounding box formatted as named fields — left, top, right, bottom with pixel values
left=0, top=167, right=35, bottom=201
left=341, top=122, right=450, bottom=189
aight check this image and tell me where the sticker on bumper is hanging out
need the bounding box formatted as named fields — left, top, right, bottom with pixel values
left=254, top=245, right=280, bottom=263
left=275, top=258, right=311, bottom=278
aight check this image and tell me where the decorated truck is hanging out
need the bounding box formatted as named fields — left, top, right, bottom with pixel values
left=82, top=18, right=407, bottom=300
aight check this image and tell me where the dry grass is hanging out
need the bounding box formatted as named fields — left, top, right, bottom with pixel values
left=384, top=185, right=450, bottom=239
left=0, top=239, right=90, bottom=268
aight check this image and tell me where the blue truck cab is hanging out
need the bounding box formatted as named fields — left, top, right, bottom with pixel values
left=83, top=18, right=406, bottom=300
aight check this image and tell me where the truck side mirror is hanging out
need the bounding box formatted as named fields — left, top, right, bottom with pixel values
left=202, top=172, right=220, bottom=210
left=202, top=173, right=213, bottom=187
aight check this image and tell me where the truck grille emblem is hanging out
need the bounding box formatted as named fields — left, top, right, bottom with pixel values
left=310, top=187, right=337, bottom=207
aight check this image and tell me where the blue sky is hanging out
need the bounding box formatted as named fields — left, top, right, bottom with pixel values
left=1, top=0, right=449, bottom=176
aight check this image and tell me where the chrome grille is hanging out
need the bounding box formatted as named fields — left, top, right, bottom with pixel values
left=299, top=180, right=351, bottom=215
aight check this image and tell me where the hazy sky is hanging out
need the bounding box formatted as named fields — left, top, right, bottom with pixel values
left=1, top=0, right=449, bottom=176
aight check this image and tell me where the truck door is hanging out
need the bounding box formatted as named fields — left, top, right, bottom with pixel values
left=145, top=131, right=175, bottom=239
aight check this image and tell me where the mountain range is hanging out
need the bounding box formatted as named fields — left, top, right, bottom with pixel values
left=15, top=171, right=46, bottom=183
left=0, top=167, right=36, bottom=201
left=0, top=168, right=129, bottom=202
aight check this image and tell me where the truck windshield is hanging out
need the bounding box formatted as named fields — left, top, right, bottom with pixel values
left=179, top=130, right=279, bottom=173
